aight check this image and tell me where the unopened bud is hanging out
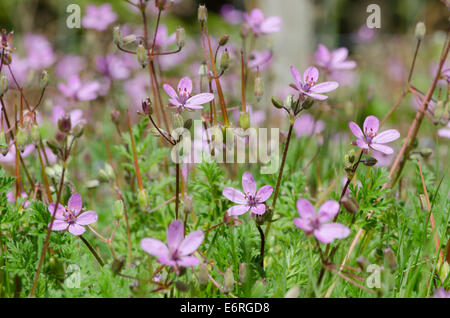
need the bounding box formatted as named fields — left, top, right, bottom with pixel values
left=198, top=263, right=209, bottom=285
left=58, top=115, right=72, bottom=133
left=219, top=48, right=230, bottom=72
left=113, top=200, right=124, bottom=219
left=0, top=73, right=8, bottom=96
left=39, top=70, right=49, bottom=89
left=239, top=263, right=247, bottom=282
left=341, top=195, right=359, bottom=214
left=111, top=257, right=125, bottom=275
left=384, top=247, right=398, bottom=271
left=434, top=100, right=444, bottom=120
left=285, top=94, right=294, bottom=109
left=16, top=128, right=27, bottom=150
left=254, top=73, right=263, bottom=100
left=438, top=260, right=450, bottom=282
left=198, top=61, right=208, bottom=77
left=2, top=51, right=11, bottom=65
left=113, top=26, right=122, bottom=46
left=141, top=98, right=153, bottom=115
left=31, top=124, right=40, bottom=145
left=284, top=286, right=300, bottom=298
left=419, top=147, right=433, bottom=158
left=239, top=111, right=250, bottom=130
left=137, top=43, right=147, bottom=68
left=363, top=156, right=377, bottom=166
left=223, top=267, right=234, bottom=293
left=219, top=34, right=229, bottom=46
left=271, top=96, right=284, bottom=109
left=122, top=34, right=137, bottom=46
left=176, top=27, right=185, bottom=48
left=198, top=5, right=207, bottom=24
left=138, top=188, right=149, bottom=208
left=98, top=163, right=115, bottom=182
left=415, top=22, right=426, bottom=40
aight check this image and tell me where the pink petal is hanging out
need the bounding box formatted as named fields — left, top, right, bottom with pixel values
left=186, top=93, right=215, bottom=105
left=438, top=128, right=450, bottom=138
left=333, top=60, right=356, bottom=70
left=76, top=210, right=98, bottom=225
left=77, top=82, right=100, bottom=101
left=223, top=187, right=247, bottom=204
left=250, top=203, right=266, bottom=215
left=167, top=220, right=184, bottom=252
left=304, top=92, right=328, bottom=101
left=349, top=122, right=364, bottom=139
left=331, top=48, right=349, bottom=63
left=370, top=143, right=394, bottom=155
left=50, top=220, right=69, bottom=231
left=310, top=81, right=339, bottom=93
left=314, top=223, right=350, bottom=244
left=363, top=116, right=379, bottom=136
left=296, top=198, right=315, bottom=219
left=184, top=104, right=204, bottom=110
left=168, top=97, right=182, bottom=106
left=68, top=223, right=86, bottom=236
left=177, top=77, right=192, bottom=95
left=242, top=172, right=256, bottom=196
left=177, top=256, right=201, bottom=267
left=163, top=83, right=178, bottom=100
left=48, top=203, right=66, bottom=220
left=178, top=230, right=204, bottom=256
left=317, top=200, right=340, bottom=223
left=290, top=66, right=302, bottom=88
left=303, top=66, right=319, bottom=83
left=314, top=44, right=331, bottom=66
left=249, top=8, right=264, bottom=23
left=293, top=217, right=313, bottom=232
left=355, top=139, right=369, bottom=149
left=256, top=185, right=273, bottom=203
left=260, top=16, right=281, bottom=33
left=372, top=129, right=400, bottom=144
left=227, top=204, right=250, bottom=216
left=140, top=238, right=170, bottom=259
left=68, top=193, right=82, bottom=214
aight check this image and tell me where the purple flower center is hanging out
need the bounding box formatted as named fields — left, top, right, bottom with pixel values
left=178, top=88, right=190, bottom=105
left=364, top=128, right=377, bottom=144
left=302, top=76, right=316, bottom=92
left=245, top=193, right=259, bottom=207
left=64, top=209, right=77, bottom=224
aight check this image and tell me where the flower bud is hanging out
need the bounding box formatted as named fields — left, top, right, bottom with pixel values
left=0, top=73, right=8, bottom=96
left=434, top=100, right=444, bottom=121
left=136, top=43, right=147, bottom=68
left=419, top=147, right=433, bottom=158
left=415, top=22, right=426, bottom=40
left=254, top=73, right=263, bottom=100
left=141, top=98, right=153, bottom=115
left=219, top=48, right=230, bottom=72
left=16, top=127, right=27, bottom=151
left=176, top=27, right=185, bottom=48
left=111, top=109, right=120, bottom=125
left=39, top=70, right=49, bottom=89
left=438, top=260, right=449, bottom=282
left=363, top=156, right=377, bottom=166
left=113, top=200, right=124, bottom=219
left=384, top=247, right=398, bottom=271
left=223, top=267, right=234, bottom=293
left=198, top=5, right=207, bottom=24
left=111, top=257, right=125, bottom=275
left=341, top=194, right=359, bottom=214
left=98, top=163, right=115, bottom=182
left=58, top=115, right=71, bottom=133
left=2, top=51, right=11, bottom=65
left=198, top=263, right=209, bottom=285
left=0, top=131, right=7, bottom=155
left=239, top=263, right=247, bottom=282
left=138, top=188, right=149, bottom=208
left=285, top=94, right=294, bottom=109
left=239, top=111, right=250, bottom=130
left=284, top=286, right=300, bottom=298
left=198, top=61, right=208, bottom=77
left=86, top=179, right=100, bottom=189
left=122, top=34, right=137, bottom=46
left=113, top=26, right=122, bottom=46
left=271, top=96, right=284, bottom=109
left=31, top=124, right=40, bottom=145
left=219, top=34, right=229, bottom=46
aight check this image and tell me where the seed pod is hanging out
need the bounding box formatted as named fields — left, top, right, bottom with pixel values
left=176, top=27, right=185, bottom=48
left=363, top=156, right=378, bottom=166
left=141, top=98, right=153, bottom=115
left=113, top=26, right=122, bottom=46
left=239, top=263, right=247, bottom=283
left=198, top=5, right=207, bottom=24
left=0, top=72, right=8, bottom=96
left=438, top=260, right=449, bottom=282
left=239, top=111, right=250, bottom=130
left=254, top=73, right=263, bottom=100
left=198, top=61, right=208, bottom=77
left=136, top=43, right=147, bottom=68
left=285, top=94, right=294, bottom=109
left=39, top=70, right=49, bottom=89
left=58, top=115, right=72, bottom=133
left=415, top=22, right=426, bottom=40
left=219, top=34, right=229, bottom=46
left=271, top=96, right=284, bottom=109
left=16, top=127, right=27, bottom=151
left=138, top=188, right=149, bottom=208
left=220, top=48, right=230, bottom=72
left=384, top=247, right=398, bottom=271
left=31, top=124, right=40, bottom=145
left=284, top=286, right=300, bottom=298
left=113, top=200, right=124, bottom=219
left=223, top=267, right=234, bottom=293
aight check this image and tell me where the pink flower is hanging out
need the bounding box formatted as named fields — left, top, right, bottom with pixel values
left=163, top=77, right=214, bottom=112
left=294, top=114, right=325, bottom=138
left=57, top=75, right=100, bottom=101
left=154, top=24, right=176, bottom=49
left=24, top=34, right=56, bottom=70
left=438, top=122, right=450, bottom=139
left=431, top=288, right=450, bottom=298
left=290, top=66, right=339, bottom=101
left=222, top=172, right=273, bottom=216
left=314, top=44, right=356, bottom=73
left=55, top=55, right=86, bottom=79
left=220, top=4, right=244, bottom=25
left=244, top=8, right=281, bottom=35
left=48, top=193, right=98, bottom=236
left=0, top=143, right=35, bottom=166
left=82, top=4, right=117, bottom=31
left=293, top=199, right=350, bottom=244
left=7, top=191, right=30, bottom=209
left=140, top=220, right=204, bottom=268
left=248, top=50, right=273, bottom=70
left=349, top=116, right=400, bottom=155
left=51, top=106, right=86, bottom=128
left=96, top=54, right=130, bottom=80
